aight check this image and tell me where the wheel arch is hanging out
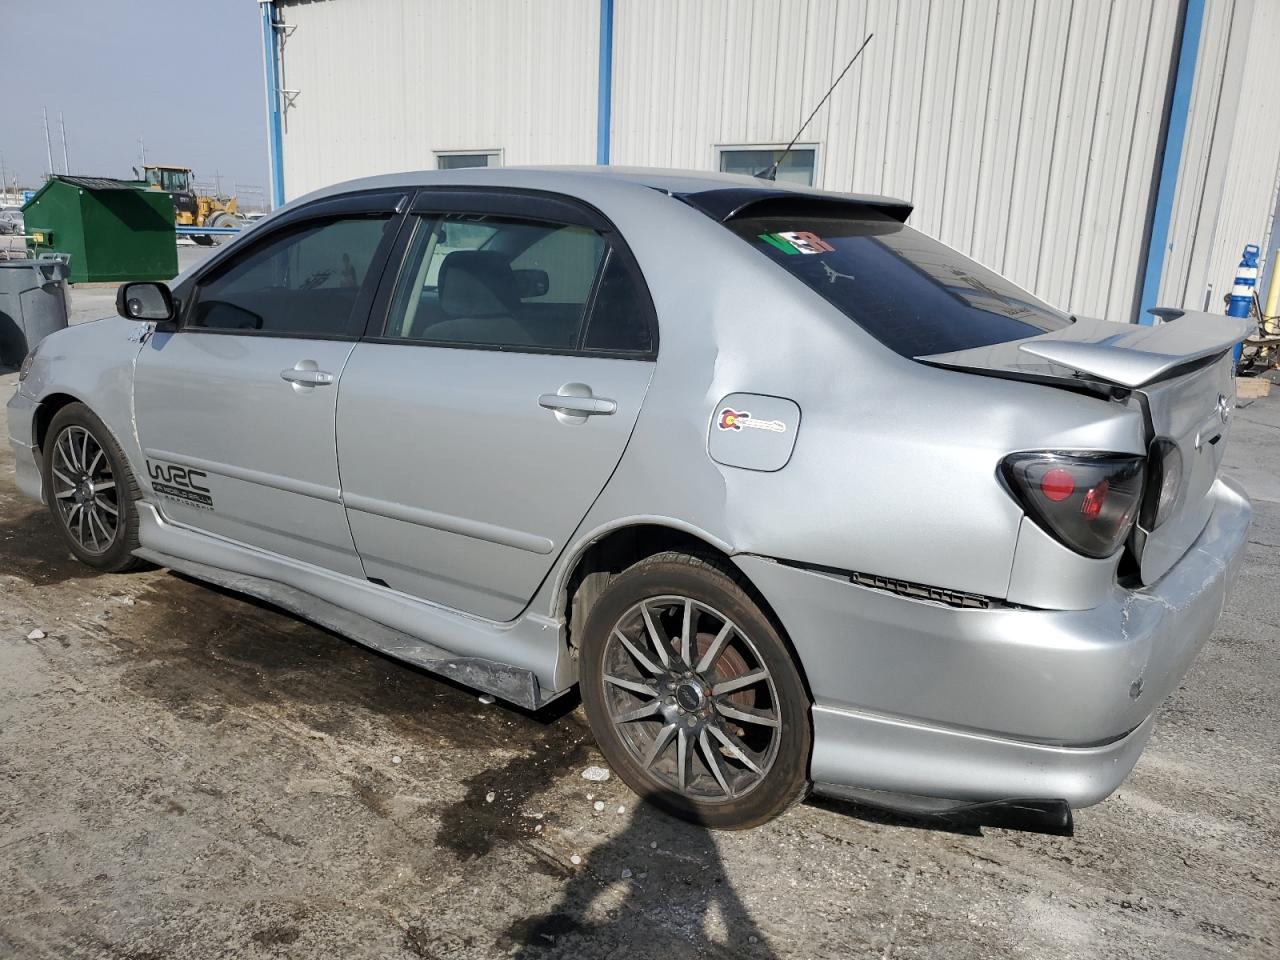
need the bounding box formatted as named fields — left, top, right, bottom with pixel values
left=554, top=520, right=815, bottom=703
left=32, top=392, right=87, bottom=450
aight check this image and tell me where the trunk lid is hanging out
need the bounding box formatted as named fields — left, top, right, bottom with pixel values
left=920, top=311, right=1251, bottom=583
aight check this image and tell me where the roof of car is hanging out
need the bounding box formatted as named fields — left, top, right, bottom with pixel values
left=289, top=166, right=913, bottom=223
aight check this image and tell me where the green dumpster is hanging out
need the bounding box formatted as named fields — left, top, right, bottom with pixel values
left=21, top=175, right=177, bottom=284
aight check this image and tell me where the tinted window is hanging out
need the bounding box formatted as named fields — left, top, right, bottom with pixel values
left=583, top=250, right=654, bottom=354
left=383, top=213, right=606, bottom=350
left=437, top=152, right=499, bottom=169
left=191, top=215, right=391, bottom=336
left=720, top=148, right=816, bottom=186
left=727, top=209, right=1072, bottom=357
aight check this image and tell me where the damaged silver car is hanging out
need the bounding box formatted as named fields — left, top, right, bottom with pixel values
left=7, top=168, right=1251, bottom=829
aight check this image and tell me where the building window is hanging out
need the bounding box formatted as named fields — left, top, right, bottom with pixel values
left=436, top=151, right=502, bottom=170
left=717, top=146, right=817, bottom=186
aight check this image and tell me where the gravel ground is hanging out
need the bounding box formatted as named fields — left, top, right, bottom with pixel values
left=0, top=296, right=1277, bottom=958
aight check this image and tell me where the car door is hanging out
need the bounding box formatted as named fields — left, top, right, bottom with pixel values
left=336, top=190, right=658, bottom=621
left=134, top=190, right=406, bottom=577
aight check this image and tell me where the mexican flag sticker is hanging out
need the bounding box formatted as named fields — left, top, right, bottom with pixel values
left=759, top=231, right=835, bottom=255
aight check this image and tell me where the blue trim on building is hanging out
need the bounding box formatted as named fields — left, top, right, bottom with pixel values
left=596, top=0, right=614, bottom=165
left=1137, top=0, right=1204, bottom=324
left=260, top=0, right=286, bottom=209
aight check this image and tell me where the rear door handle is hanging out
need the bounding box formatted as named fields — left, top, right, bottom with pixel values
left=538, top=394, right=617, bottom=416
left=281, top=363, right=335, bottom=386
left=539, top=383, right=617, bottom=421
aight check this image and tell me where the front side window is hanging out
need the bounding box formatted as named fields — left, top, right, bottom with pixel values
left=190, top=215, right=392, bottom=336
left=726, top=208, right=1071, bottom=357
left=382, top=213, right=607, bottom=350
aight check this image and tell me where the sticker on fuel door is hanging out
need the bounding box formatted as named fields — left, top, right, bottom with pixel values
left=709, top=394, right=801, bottom=472
left=759, top=231, right=835, bottom=255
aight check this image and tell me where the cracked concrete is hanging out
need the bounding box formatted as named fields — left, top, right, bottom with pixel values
left=0, top=302, right=1277, bottom=957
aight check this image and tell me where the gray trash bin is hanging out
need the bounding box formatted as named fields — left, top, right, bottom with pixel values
left=0, top=257, right=71, bottom=367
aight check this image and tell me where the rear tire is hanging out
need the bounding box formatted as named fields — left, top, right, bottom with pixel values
left=579, top=551, right=811, bottom=829
left=42, top=403, right=144, bottom=572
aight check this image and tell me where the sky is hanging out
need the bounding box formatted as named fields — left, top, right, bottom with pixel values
left=4, top=0, right=266, bottom=199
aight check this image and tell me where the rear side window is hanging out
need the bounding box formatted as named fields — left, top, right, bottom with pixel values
left=191, top=215, right=392, bottom=336
left=381, top=211, right=656, bottom=356
left=726, top=209, right=1072, bottom=357
left=583, top=249, right=654, bottom=354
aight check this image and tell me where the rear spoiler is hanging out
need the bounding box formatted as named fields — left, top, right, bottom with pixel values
left=1016, top=312, right=1253, bottom=388
left=920, top=311, right=1252, bottom=391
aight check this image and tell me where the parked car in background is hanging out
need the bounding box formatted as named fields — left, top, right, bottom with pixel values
left=7, top=168, right=1251, bottom=829
left=0, top=208, right=24, bottom=236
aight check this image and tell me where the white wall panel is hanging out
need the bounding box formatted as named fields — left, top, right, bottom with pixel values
left=275, top=0, right=1280, bottom=325
left=611, top=0, right=1183, bottom=322
left=1160, top=0, right=1280, bottom=312
left=277, top=0, right=599, bottom=199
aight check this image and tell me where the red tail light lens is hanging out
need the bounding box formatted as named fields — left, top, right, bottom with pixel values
left=1002, top=453, right=1146, bottom=559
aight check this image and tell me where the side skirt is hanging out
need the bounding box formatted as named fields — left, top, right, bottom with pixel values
left=134, top=547, right=561, bottom=710
left=131, top=502, right=575, bottom=708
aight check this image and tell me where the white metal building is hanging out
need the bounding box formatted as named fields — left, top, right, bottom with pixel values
left=260, top=0, right=1280, bottom=324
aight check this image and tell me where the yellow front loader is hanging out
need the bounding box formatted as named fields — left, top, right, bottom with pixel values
left=137, top=165, right=242, bottom=245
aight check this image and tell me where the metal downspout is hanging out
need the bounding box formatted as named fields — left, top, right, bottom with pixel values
left=260, top=0, right=286, bottom=208
left=1135, top=0, right=1204, bottom=324
left=596, top=0, right=614, bottom=165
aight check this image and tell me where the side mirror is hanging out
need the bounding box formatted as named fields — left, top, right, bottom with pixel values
left=117, top=281, right=175, bottom=322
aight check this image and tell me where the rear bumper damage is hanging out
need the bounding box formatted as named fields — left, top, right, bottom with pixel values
left=735, top=475, right=1251, bottom=809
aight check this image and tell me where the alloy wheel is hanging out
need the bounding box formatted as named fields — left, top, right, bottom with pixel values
left=49, top=424, right=120, bottom=555
left=601, top=595, right=782, bottom=803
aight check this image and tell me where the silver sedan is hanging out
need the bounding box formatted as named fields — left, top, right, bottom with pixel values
left=6, top=168, right=1251, bottom=830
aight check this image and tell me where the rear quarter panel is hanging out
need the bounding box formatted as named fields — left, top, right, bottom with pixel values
left=534, top=191, right=1148, bottom=612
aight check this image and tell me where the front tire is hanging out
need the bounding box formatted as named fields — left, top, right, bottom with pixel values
left=579, top=551, right=812, bottom=829
left=42, top=403, right=144, bottom=572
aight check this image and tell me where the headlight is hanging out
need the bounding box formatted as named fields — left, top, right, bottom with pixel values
left=18, top=348, right=37, bottom=382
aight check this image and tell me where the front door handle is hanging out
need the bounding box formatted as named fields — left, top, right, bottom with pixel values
left=281, top=361, right=335, bottom=387
left=539, top=382, right=617, bottom=422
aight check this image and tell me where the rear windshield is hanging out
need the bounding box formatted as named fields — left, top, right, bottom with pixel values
left=726, top=209, right=1072, bottom=357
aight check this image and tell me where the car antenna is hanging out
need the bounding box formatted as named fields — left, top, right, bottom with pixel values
left=759, top=33, right=874, bottom=181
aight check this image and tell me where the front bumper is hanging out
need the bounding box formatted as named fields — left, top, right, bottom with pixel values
left=734, top=476, right=1251, bottom=807
left=6, top=386, right=43, bottom=502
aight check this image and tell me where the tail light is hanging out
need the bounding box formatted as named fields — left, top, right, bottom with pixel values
left=1139, top=438, right=1183, bottom=531
left=1001, top=452, right=1146, bottom=559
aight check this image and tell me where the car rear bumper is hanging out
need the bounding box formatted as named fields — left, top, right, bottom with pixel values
left=734, top=475, right=1251, bottom=807
left=6, top=387, right=43, bottom=502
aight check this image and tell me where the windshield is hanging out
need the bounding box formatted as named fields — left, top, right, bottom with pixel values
left=727, top=209, right=1072, bottom=357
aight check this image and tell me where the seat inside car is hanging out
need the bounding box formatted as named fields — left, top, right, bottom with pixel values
left=420, top=250, right=534, bottom=345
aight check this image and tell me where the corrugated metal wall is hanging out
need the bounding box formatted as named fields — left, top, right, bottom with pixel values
left=1158, top=0, right=1280, bottom=313
left=276, top=0, right=598, bottom=198
left=611, top=0, right=1182, bottom=323
left=274, top=0, right=1280, bottom=324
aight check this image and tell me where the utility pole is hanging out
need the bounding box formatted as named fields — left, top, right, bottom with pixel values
left=59, top=111, right=69, bottom=174
left=42, top=107, right=54, bottom=177
left=138, top=134, right=147, bottom=169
